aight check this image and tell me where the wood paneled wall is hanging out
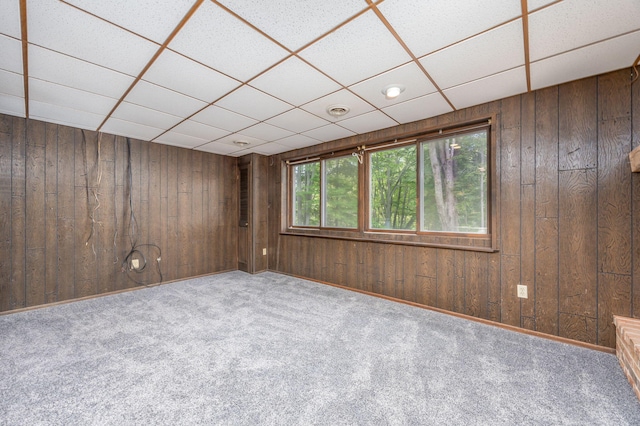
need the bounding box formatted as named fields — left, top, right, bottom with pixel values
left=0, top=115, right=238, bottom=312
left=267, top=68, right=640, bottom=348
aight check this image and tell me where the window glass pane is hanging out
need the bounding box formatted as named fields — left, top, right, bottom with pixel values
left=370, top=145, right=417, bottom=230
left=421, top=130, right=487, bottom=233
left=323, top=156, right=358, bottom=228
left=292, top=162, right=320, bottom=226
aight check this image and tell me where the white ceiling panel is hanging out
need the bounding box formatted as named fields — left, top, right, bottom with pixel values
left=101, top=117, right=163, bottom=141
left=215, top=86, right=292, bottom=121
left=196, top=141, right=244, bottom=156
left=240, top=123, right=294, bottom=142
left=169, top=1, right=288, bottom=81
left=338, top=110, right=398, bottom=134
left=216, top=0, right=366, bottom=51
left=0, top=69, right=23, bottom=98
left=444, top=67, right=527, bottom=110
left=0, top=34, right=22, bottom=74
left=531, top=30, right=640, bottom=90
left=253, top=142, right=290, bottom=156
left=382, top=93, right=452, bottom=124
left=143, top=50, right=240, bottom=103
left=27, top=0, right=158, bottom=76
left=301, top=90, right=375, bottom=123
left=266, top=108, right=329, bottom=134
left=170, top=120, right=229, bottom=142
left=349, top=62, right=437, bottom=109
left=378, top=0, right=521, bottom=58
left=0, top=0, right=21, bottom=38
left=125, top=80, right=206, bottom=118
left=30, top=100, right=104, bottom=130
left=528, top=0, right=558, bottom=12
left=277, top=134, right=322, bottom=150
left=191, top=106, right=257, bottom=133
left=302, top=124, right=355, bottom=142
left=250, top=57, right=341, bottom=106
left=64, top=0, right=195, bottom=44
left=154, top=131, right=210, bottom=149
left=0, top=93, right=25, bottom=117
left=111, top=102, right=182, bottom=130
left=529, top=0, right=640, bottom=61
left=420, top=20, right=524, bottom=90
left=29, top=78, right=116, bottom=116
left=29, top=46, right=134, bottom=99
left=210, top=133, right=269, bottom=156
left=299, top=10, right=411, bottom=86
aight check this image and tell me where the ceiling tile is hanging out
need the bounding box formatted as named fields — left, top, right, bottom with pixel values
left=27, top=0, right=158, bottom=76
left=382, top=93, right=452, bottom=124
left=253, top=142, right=290, bottom=156
left=337, top=110, right=398, bottom=134
left=154, top=131, right=210, bottom=149
left=531, top=31, right=640, bottom=91
left=420, top=20, right=524, bottom=90
left=30, top=100, right=104, bottom=130
left=250, top=57, right=341, bottom=106
left=0, top=93, right=25, bottom=117
left=216, top=0, right=366, bottom=51
left=349, top=62, right=437, bottom=108
left=101, top=117, right=163, bottom=141
left=169, top=1, right=288, bottom=82
left=196, top=141, right=244, bottom=156
left=528, top=0, right=557, bottom=12
left=378, top=0, right=521, bottom=57
left=529, top=0, right=640, bottom=61
left=302, top=124, right=355, bottom=142
left=301, top=89, right=374, bottom=123
left=29, top=46, right=134, bottom=99
left=444, top=67, right=527, bottom=110
left=277, top=134, right=322, bottom=150
left=240, top=123, right=294, bottom=142
left=171, top=120, right=229, bottom=142
left=111, top=102, right=183, bottom=130
left=64, top=0, right=195, bottom=44
left=215, top=86, right=292, bottom=121
left=299, top=10, right=411, bottom=86
left=125, top=80, right=207, bottom=118
left=143, top=50, right=240, bottom=103
left=265, top=108, right=329, bottom=134
left=29, top=78, right=117, bottom=116
left=0, top=69, right=23, bottom=98
left=191, top=105, right=257, bottom=132
left=0, top=0, right=21, bottom=38
left=0, top=34, right=22, bottom=74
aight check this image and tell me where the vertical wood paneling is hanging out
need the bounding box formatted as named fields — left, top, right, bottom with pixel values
left=633, top=70, right=640, bottom=318
left=44, top=124, right=57, bottom=303
left=0, top=128, right=12, bottom=311
left=11, top=117, right=26, bottom=309
left=520, top=184, right=535, bottom=326
left=56, top=125, right=75, bottom=300
left=558, top=78, right=597, bottom=170
left=465, top=251, right=488, bottom=319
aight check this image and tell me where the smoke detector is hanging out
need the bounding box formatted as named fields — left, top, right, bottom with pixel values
left=326, top=104, right=350, bottom=117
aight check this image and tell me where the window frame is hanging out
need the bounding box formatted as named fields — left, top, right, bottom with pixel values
left=282, top=117, right=498, bottom=252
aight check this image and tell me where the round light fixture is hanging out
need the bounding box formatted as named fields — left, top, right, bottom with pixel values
left=233, top=140, right=250, bottom=147
left=382, top=84, right=406, bottom=100
left=326, top=104, right=350, bottom=117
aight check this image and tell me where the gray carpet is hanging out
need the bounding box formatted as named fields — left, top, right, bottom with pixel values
left=1, top=271, right=639, bottom=425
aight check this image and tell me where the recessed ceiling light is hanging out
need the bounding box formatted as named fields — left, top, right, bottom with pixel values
left=382, top=84, right=406, bottom=100
left=326, top=104, right=350, bottom=117
left=233, top=140, right=250, bottom=147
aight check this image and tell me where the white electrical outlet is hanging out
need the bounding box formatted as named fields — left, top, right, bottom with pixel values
left=517, top=285, right=528, bottom=298
left=131, top=258, right=139, bottom=270
left=262, top=248, right=267, bottom=255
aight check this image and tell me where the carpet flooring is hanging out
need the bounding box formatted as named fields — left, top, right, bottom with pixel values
left=1, top=271, right=639, bottom=425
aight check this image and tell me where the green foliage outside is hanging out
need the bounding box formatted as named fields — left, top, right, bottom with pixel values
left=292, top=162, right=319, bottom=226
left=324, top=156, right=358, bottom=228
left=370, top=145, right=417, bottom=230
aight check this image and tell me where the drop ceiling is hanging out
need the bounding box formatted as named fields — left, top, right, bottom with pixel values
left=1, top=0, right=639, bottom=156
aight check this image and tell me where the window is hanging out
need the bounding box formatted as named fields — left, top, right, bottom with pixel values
left=286, top=121, right=492, bottom=248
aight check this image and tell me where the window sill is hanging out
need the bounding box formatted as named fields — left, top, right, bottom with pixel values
left=281, top=228, right=498, bottom=253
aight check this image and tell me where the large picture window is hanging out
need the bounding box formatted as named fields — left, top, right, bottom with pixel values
left=286, top=121, right=492, bottom=247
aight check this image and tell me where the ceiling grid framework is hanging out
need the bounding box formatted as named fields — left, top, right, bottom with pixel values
left=0, top=0, right=639, bottom=156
